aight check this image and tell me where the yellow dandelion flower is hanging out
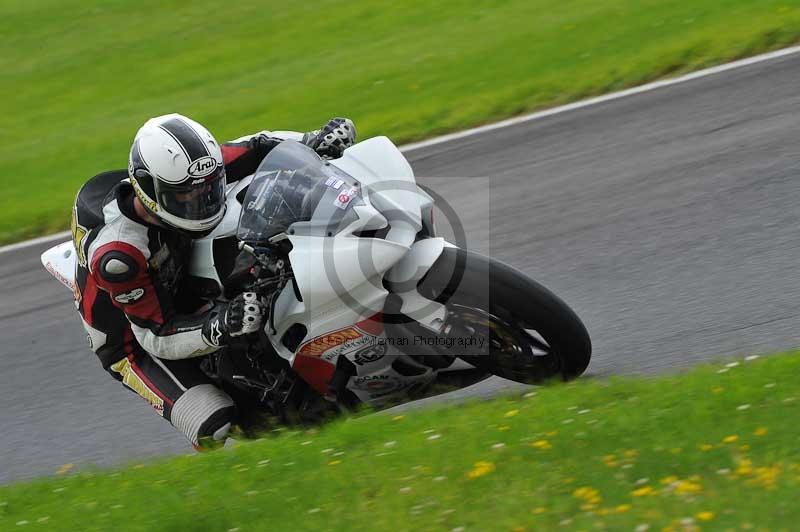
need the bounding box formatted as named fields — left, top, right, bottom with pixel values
left=498, top=425, right=511, bottom=431
left=754, top=427, right=769, bottom=437
left=753, top=465, right=781, bottom=489
left=572, top=486, right=602, bottom=505
left=596, top=508, right=612, bottom=516
left=531, top=507, right=547, bottom=515
left=573, top=487, right=592, bottom=497
left=659, top=476, right=678, bottom=485
left=736, top=458, right=754, bottom=476
left=616, top=504, right=631, bottom=513
left=722, top=435, right=738, bottom=444
left=467, top=461, right=496, bottom=479
left=504, top=409, right=520, bottom=418
left=531, top=440, right=552, bottom=450
left=631, top=485, right=656, bottom=497
left=545, top=430, right=558, bottom=437
left=696, top=511, right=714, bottom=521
left=602, top=454, right=619, bottom=468
left=674, top=480, right=702, bottom=495
left=699, top=443, right=713, bottom=451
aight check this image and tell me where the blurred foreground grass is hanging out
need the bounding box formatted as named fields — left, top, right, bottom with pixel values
left=2, top=0, right=800, bottom=243
left=2, top=352, right=800, bottom=530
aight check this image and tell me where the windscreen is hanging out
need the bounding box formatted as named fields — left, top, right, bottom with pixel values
left=237, top=141, right=362, bottom=243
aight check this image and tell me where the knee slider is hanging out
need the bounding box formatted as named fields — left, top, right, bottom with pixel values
left=170, top=384, right=235, bottom=446
left=198, top=406, right=235, bottom=441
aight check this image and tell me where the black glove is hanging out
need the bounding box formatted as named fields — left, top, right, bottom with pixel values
left=250, top=133, right=282, bottom=154
left=302, top=117, right=356, bottom=159
left=203, top=292, right=267, bottom=347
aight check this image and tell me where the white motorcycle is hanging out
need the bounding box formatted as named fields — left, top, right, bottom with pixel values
left=42, top=137, right=591, bottom=426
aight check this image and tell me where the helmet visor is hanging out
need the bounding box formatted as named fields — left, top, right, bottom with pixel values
left=155, top=168, right=226, bottom=221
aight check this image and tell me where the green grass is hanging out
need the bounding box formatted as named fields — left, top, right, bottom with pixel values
left=2, top=1, right=800, bottom=244
left=3, top=352, right=800, bottom=530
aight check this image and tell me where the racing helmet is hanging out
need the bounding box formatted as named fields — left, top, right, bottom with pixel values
left=128, top=113, right=226, bottom=236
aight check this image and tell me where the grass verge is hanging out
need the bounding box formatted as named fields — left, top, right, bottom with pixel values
left=3, top=1, right=800, bottom=243
left=2, top=351, right=800, bottom=530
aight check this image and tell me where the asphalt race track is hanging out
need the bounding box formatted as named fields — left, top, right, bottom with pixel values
left=3, top=52, right=800, bottom=483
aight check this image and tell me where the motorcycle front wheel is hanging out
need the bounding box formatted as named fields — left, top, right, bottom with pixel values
left=416, top=247, right=592, bottom=383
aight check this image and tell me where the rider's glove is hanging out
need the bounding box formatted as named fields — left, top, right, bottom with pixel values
left=250, top=133, right=282, bottom=153
left=302, top=117, right=356, bottom=159
left=202, top=293, right=267, bottom=347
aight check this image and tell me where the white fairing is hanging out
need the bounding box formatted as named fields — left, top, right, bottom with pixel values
left=41, top=241, right=77, bottom=294
left=284, top=137, right=426, bottom=312
left=332, top=136, right=428, bottom=236
left=270, top=137, right=440, bottom=349
left=385, top=237, right=447, bottom=331
left=265, top=137, right=448, bottom=404
left=188, top=175, right=254, bottom=287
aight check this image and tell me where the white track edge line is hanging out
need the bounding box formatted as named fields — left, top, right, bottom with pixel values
left=399, top=44, right=800, bottom=152
left=0, top=231, right=71, bottom=255
left=4, top=44, right=800, bottom=256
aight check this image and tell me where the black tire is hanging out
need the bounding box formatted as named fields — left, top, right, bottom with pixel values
left=416, top=247, right=591, bottom=383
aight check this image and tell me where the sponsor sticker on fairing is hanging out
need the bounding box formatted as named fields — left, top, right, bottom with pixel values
left=298, top=327, right=363, bottom=358
left=44, top=262, right=75, bottom=292
left=333, top=187, right=358, bottom=210
left=353, top=374, right=404, bottom=393
left=354, top=374, right=390, bottom=389
left=325, top=177, right=344, bottom=190
left=354, top=344, right=387, bottom=365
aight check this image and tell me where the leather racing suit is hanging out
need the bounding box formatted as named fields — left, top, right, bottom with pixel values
left=71, top=129, right=320, bottom=447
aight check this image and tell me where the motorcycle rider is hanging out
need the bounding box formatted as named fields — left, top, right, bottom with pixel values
left=71, top=113, right=356, bottom=449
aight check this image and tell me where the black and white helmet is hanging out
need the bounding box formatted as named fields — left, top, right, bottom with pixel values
left=128, top=113, right=226, bottom=235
